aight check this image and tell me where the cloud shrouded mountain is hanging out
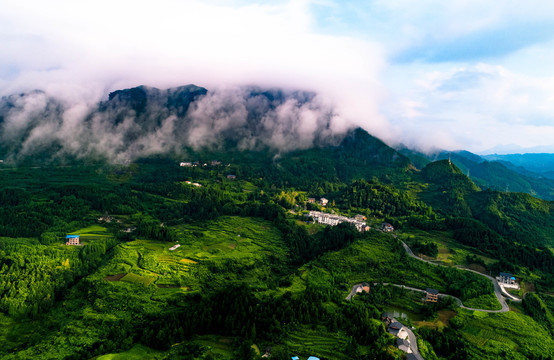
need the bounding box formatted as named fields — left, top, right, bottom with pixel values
left=0, top=85, right=353, bottom=164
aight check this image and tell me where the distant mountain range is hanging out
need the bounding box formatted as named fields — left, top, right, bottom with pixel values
left=399, top=148, right=554, bottom=200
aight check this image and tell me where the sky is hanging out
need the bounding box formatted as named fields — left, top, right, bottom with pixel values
left=1, top=0, right=554, bottom=154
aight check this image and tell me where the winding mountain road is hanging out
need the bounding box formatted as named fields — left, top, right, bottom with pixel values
left=400, top=240, right=520, bottom=312
left=346, top=239, right=520, bottom=313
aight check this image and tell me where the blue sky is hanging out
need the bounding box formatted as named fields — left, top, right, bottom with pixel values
left=1, top=0, right=554, bottom=153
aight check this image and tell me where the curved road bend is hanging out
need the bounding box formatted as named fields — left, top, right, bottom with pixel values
left=400, top=240, right=518, bottom=311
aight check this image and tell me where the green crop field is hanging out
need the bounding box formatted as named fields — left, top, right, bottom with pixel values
left=456, top=309, right=554, bottom=359
left=120, top=273, right=156, bottom=286
left=96, top=344, right=162, bottom=360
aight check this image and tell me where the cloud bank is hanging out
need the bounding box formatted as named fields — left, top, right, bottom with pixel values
left=0, top=85, right=348, bottom=163
left=2, top=0, right=554, bottom=156
left=0, top=0, right=387, bottom=150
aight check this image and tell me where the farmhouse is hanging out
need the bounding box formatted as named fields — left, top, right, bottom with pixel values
left=387, top=321, right=408, bottom=339
left=179, top=162, right=192, bottom=167
left=499, top=272, right=516, bottom=285
left=226, top=174, right=236, bottom=180
left=396, top=338, right=412, bottom=353
left=307, top=197, right=316, bottom=203
left=319, top=198, right=329, bottom=206
left=381, top=222, right=394, bottom=232
left=65, top=235, right=80, bottom=246
left=169, top=244, right=181, bottom=251
left=354, top=282, right=371, bottom=294
left=425, top=288, right=439, bottom=303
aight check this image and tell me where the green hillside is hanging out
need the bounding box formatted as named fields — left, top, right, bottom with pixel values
left=1, top=131, right=553, bottom=359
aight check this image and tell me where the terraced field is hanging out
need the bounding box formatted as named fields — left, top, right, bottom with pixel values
left=285, top=327, right=350, bottom=360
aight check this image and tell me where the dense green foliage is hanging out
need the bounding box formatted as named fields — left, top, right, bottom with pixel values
left=0, top=133, right=553, bottom=359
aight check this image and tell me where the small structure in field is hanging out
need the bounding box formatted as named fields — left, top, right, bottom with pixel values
left=65, top=235, right=80, bottom=245
left=169, top=244, right=181, bottom=251
left=307, top=357, right=321, bottom=360
left=180, top=162, right=192, bottom=167
left=307, top=197, right=316, bottom=203
left=319, top=198, right=329, bottom=206
left=381, top=222, right=394, bottom=232
left=425, top=288, right=439, bottom=303
left=226, top=174, right=236, bottom=180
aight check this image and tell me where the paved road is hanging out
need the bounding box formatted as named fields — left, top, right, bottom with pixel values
left=347, top=240, right=519, bottom=312
left=400, top=240, right=520, bottom=312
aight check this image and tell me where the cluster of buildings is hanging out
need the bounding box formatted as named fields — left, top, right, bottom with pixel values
left=307, top=211, right=370, bottom=232
left=307, top=197, right=328, bottom=207
left=382, top=314, right=423, bottom=360
left=179, top=160, right=229, bottom=167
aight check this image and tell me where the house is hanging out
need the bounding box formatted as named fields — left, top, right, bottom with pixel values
left=425, top=288, right=439, bottom=302
left=226, top=174, right=236, bottom=180
left=381, top=222, right=394, bottom=232
left=354, top=282, right=370, bottom=294
left=388, top=321, right=408, bottom=339
left=307, top=197, right=316, bottom=203
left=307, top=357, right=320, bottom=360
left=192, top=183, right=202, bottom=187
left=169, top=244, right=181, bottom=251
left=291, top=357, right=300, bottom=360
left=396, top=338, right=412, bottom=353
left=179, top=162, right=192, bottom=167
left=319, top=198, right=328, bottom=206
left=499, top=272, right=516, bottom=285
left=354, top=214, right=366, bottom=221
left=381, top=312, right=394, bottom=325
left=65, top=235, right=80, bottom=245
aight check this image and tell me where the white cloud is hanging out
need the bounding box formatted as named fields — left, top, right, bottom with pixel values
left=0, top=0, right=387, bottom=140
left=386, top=64, right=554, bottom=152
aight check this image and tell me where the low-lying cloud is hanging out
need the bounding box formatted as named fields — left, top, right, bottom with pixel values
left=0, top=85, right=352, bottom=163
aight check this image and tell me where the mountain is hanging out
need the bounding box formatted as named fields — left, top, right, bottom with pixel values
left=399, top=148, right=554, bottom=201
left=0, top=85, right=346, bottom=164
left=482, top=153, right=554, bottom=180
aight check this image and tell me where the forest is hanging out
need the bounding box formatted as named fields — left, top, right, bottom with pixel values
left=0, top=143, right=553, bottom=359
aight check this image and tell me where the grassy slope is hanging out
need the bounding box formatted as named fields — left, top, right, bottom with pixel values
left=456, top=309, right=554, bottom=359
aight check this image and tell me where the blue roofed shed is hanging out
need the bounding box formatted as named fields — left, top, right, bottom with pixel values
left=291, top=357, right=300, bottom=360
left=308, top=357, right=320, bottom=360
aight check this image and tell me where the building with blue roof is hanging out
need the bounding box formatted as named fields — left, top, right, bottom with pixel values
left=65, top=235, right=80, bottom=246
